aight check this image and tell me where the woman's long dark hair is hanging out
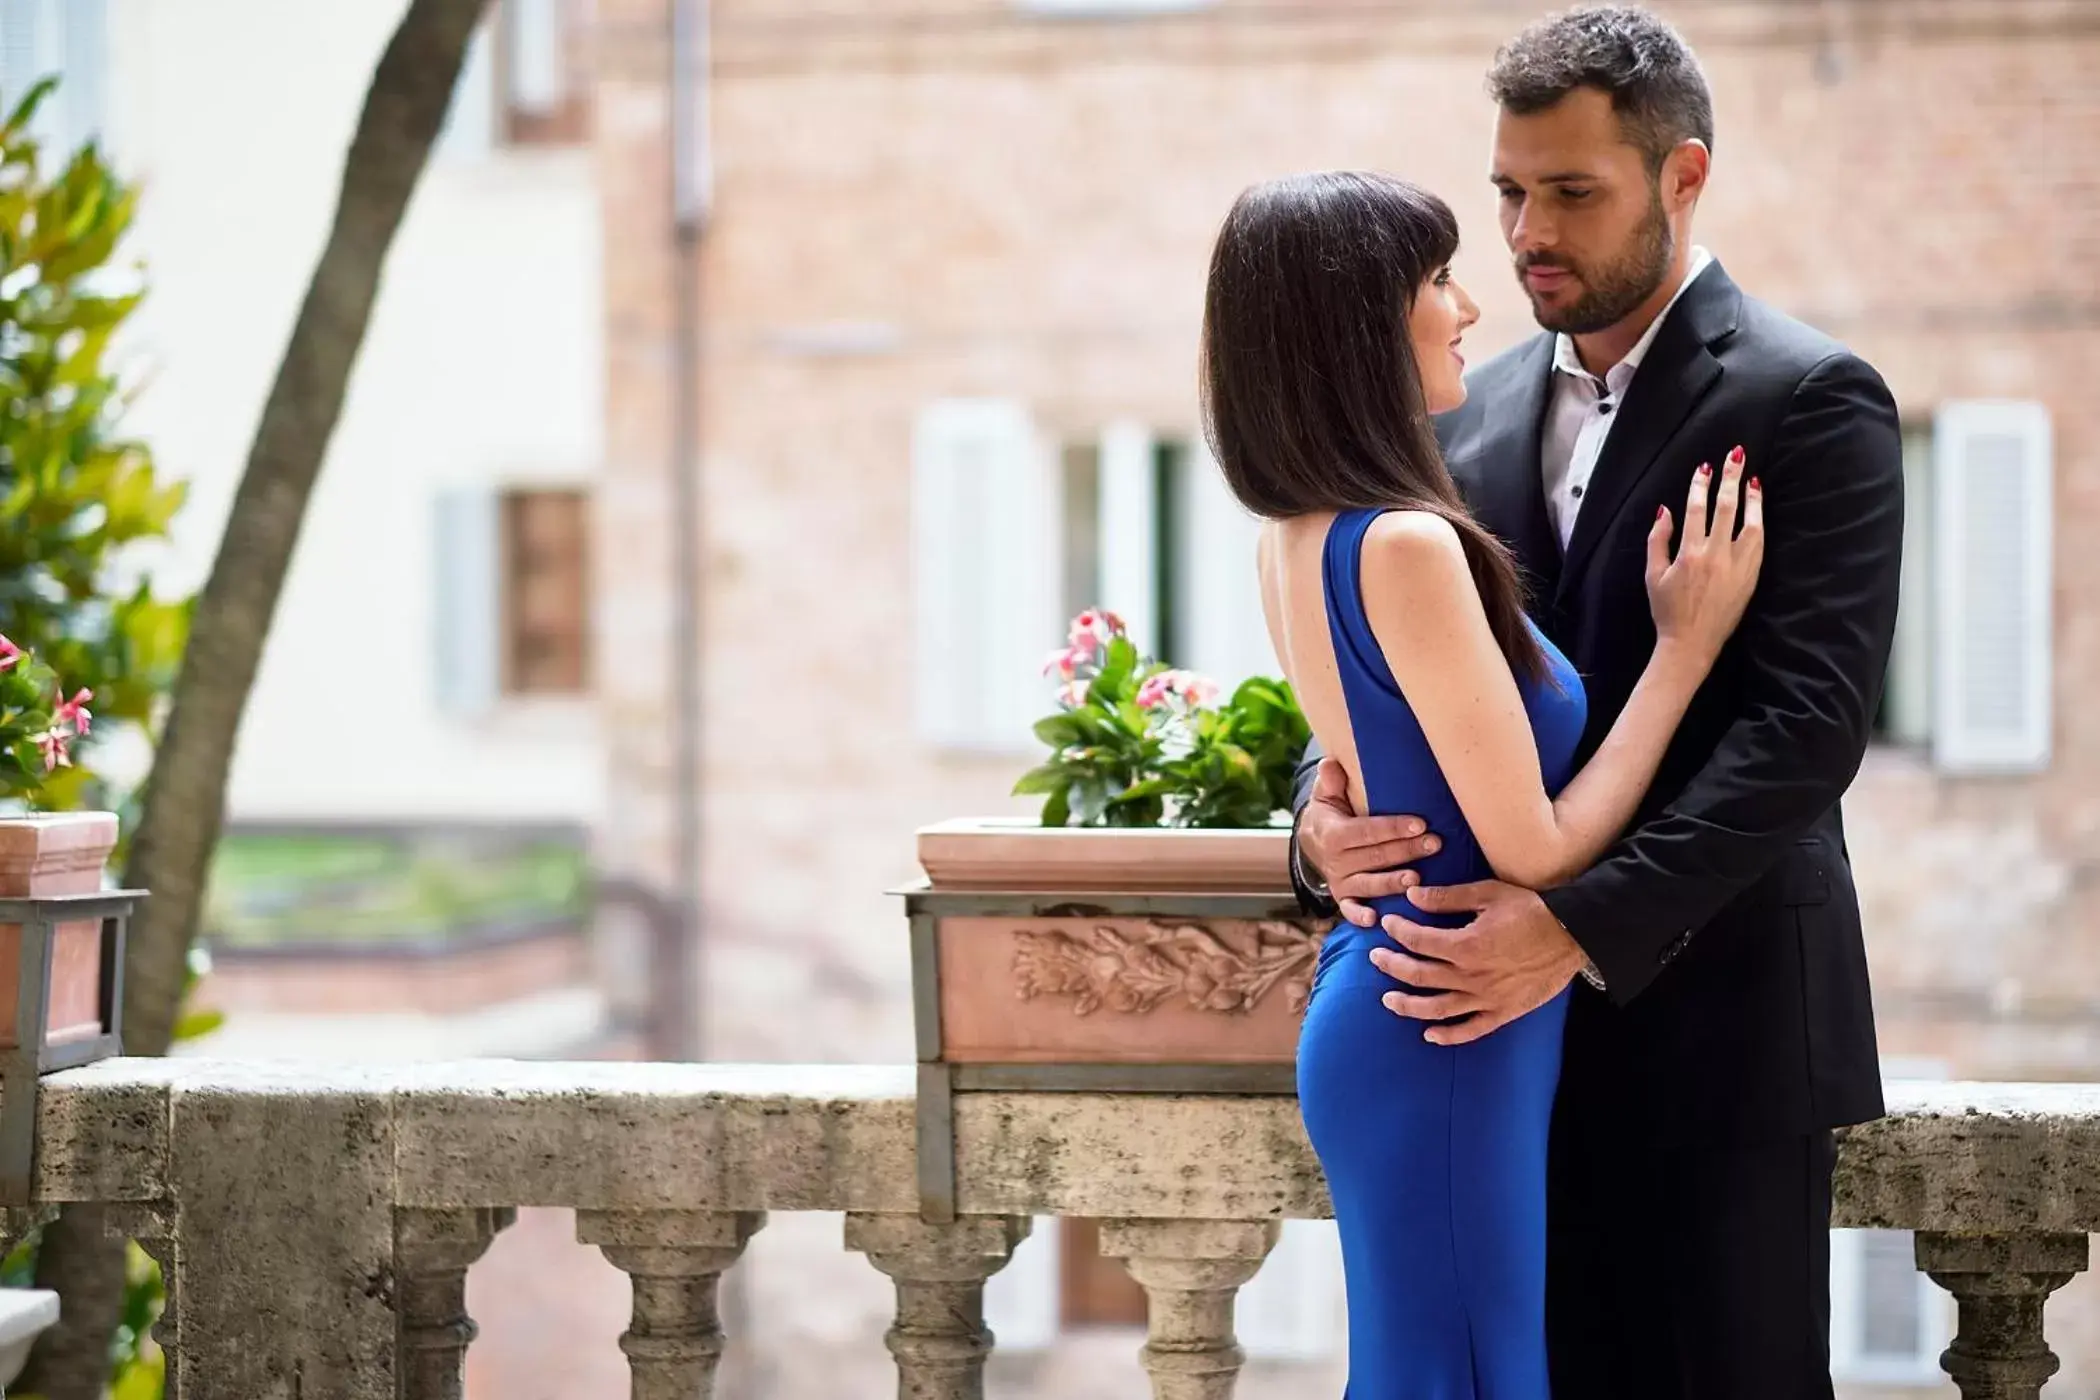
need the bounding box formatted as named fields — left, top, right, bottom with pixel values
left=1200, top=171, right=1545, bottom=682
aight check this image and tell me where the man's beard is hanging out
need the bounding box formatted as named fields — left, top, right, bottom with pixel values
left=1520, top=191, right=1674, bottom=335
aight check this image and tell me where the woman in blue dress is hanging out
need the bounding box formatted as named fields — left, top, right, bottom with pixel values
left=1198, top=171, right=1764, bottom=1399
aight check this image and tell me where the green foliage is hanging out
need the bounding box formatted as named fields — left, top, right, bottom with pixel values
left=0, top=76, right=193, bottom=1400
left=0, top=76, right=189, bottom=819
left=1015, top=610, right=1311, bottom=830
left=1015, top=632, right=1168, bottom=827
left=1155, top=676, right=1312, bottom=830
left=0, top=640, right=64, bottom=801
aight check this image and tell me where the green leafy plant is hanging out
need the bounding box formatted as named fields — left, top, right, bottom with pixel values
left=0, top=76, right=190, bottom=820
left=0, top=633, right=88, bottom=801
left=0, top=75, right=193, bottom=1400
left=1014, top=609, right=1311, bottom=829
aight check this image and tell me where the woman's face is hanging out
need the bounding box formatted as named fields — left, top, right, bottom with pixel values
left=1408, top=265, right=1481, bottom=415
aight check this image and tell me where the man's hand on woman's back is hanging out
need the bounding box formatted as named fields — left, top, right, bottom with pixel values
left=1297, top=757, right=1443, bottom=926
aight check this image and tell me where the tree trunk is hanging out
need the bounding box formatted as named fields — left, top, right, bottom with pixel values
left=22, top=3, right=490, bottom=1393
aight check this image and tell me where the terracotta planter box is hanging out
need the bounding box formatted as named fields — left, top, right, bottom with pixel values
left=901, top=817, right=1330, bottom=1220
left=0, top=812, right=138, bottom=1206
left=0, top=812, right=122, bottom=1051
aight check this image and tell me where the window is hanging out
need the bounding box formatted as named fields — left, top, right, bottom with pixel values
left=1057, top=423, right=1272, bottom=686
left=499, top=489, right=591, bottom=696
left=1830, top=1228, right=1943, bottom=1383
left=1874, top=425, right=1934, bottom=747
left=434, top=486, right=592, bottom=717
left=911, top=400, right=1060, bottom=754
left=911, top=404, right=1276, bottom=755
left=0, top=0, right=106, bottom=158
left=1873, top=402, right=2051, bottom=774
left=438, top=0, right=591, bottom=159
left=1831, top=1057, right=1952, bottom=1384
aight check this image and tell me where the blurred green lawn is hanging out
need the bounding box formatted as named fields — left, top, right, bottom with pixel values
left=201, top=830, right=589, bottom=948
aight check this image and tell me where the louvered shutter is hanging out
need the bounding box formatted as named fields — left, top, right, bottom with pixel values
left=912, top=399, right=1059, bottom=753
left=1095, top=421, right=1160, bottom=656
left=433, top=489, right=502, bottom=717
left=1931, top=401, right=2052, bottom=773
left=1173, top=434, right=1273, bottom=691
left=437, top=18, right=497, bottom=159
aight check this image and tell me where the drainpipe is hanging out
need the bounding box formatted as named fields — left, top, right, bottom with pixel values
left=664, top=0, right=709, bottom=1066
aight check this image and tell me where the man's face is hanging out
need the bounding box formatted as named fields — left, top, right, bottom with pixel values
left=1491, top=86, right=1674, bottom=336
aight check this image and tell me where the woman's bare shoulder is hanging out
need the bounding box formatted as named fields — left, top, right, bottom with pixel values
left=1361, top=509, right=1468, bottom=583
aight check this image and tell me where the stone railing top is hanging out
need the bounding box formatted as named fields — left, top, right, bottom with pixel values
left=31, top=1060, right=2100, bottom=1233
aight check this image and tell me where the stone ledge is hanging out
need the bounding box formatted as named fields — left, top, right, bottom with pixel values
left=32, top=1061, right=2100, bottom=1233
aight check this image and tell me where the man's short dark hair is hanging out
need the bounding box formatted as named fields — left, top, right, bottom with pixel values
left=1487, top=5, right=1714, bottom=173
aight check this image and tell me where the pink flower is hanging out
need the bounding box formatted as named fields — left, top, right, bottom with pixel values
left=1066, top=608, right=1128, bottom=654
left=1136, top=669, right=1222, bottom=712
left=0, top=637, right=18, bottom=673
left=1042, top=648, right=1077, bottom=679
left=34, top=727, right=70, bottom=772
left=1058, top=678, right=1089, bottom=709
left=52, top=687, right=91, bottom=737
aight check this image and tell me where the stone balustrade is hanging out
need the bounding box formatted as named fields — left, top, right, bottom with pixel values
left=10, top=1061, right=2100, bottom=1400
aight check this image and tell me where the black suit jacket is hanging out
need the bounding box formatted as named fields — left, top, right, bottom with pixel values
left=1289, top=262, right=1901, bottom=1143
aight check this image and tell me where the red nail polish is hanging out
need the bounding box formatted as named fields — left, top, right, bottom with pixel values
left=1657, top=505, right=1669, bottom=520
left=1697, top=462, right=1711, bottom=476
left=1729, top=445, right=1746, bottom=465
left=1749, top=476, right=1762, bottom=491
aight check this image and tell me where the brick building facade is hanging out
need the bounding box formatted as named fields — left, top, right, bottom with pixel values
left=573, top=1, right=2100, bottom=1394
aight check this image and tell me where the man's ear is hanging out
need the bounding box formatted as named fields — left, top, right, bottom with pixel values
left=1664, top=138, right=1711, bottom=213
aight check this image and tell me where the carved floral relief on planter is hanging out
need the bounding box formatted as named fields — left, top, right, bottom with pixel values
left=934, top=914, right=1333, bottom=1066
left=1012, top=919, right=1325, bottom=1017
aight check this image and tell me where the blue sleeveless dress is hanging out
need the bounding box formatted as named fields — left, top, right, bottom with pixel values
left=1297, top=508, right=1589, bottom=1400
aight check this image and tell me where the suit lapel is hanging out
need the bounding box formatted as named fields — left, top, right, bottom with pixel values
left=1555, top=263, right=1744, bottom=601
left=1444, top=334, right=1560, bottom=601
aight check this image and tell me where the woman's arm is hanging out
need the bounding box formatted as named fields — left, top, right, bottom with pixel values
left=1363, top=453, right=1762, bottom=890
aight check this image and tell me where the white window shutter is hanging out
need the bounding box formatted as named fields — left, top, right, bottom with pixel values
left=1096, top=421, right=1159, bottom=656
left=437, top=20, right=497, bottom=160
left=1829, top=1229, right=1946, bottom=1383
left=505, top=0, right=566, bottom=117
left=0, top=0, right=52, bottom=144
left=1878, top=429, right=1935, bottom=747
left=982, top=1216, right=1060, bottom=1353
left=911, top=399, right=1059, bottom=753
left=1236, top=1220, right=1345, bottom=1361
left=1831, top=1058, right=1951, bottom=1383
left=1931, top=401, right=2052, bottom=774
left=56, top=0, right=101, bottom=154
left=1174, top=435, right=1271, bottom=689
left=0, top=0, right=33, bottom=106
left=433, top=489, right=502, bottom=717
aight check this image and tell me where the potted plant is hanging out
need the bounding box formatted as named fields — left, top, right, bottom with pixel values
left=903, top=610, right=1327, bottom=1218
left=0, top=634, right=112, bottom=1052
left=916, top=609, right=1311, bottom=892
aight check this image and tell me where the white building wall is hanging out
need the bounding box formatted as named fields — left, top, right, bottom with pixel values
left=103, top=0, right=603, bottom=823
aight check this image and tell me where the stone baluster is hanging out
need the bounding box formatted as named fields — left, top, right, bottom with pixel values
left=577, top=1208, right=764, bottom=1400
left=102, top=1204, right=179, bottom=1400
left=1917, top=1231, right=2090, bottom=1400
left=844, top=1213, right=1030, bottom=1399
left=1098, top=1218, right=1279, bottom=1400
left=395, top=1207, right=513, bottom=1400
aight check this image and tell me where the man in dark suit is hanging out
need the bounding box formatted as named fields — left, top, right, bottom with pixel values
left=1287, top=8, right=1902, bottom=1396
